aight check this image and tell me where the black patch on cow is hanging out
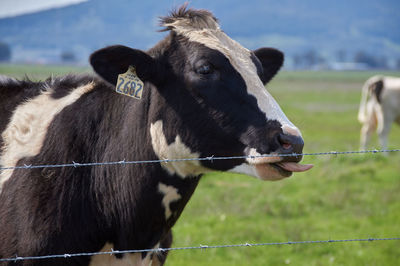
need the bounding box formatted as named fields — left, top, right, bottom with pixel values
left=253, top=48, right=284, bottom=84
left=90, top=45, right=165, bottom=87
left=373, top=80, right=384, bottom=103
left=48, top=74, right=98, bottom=99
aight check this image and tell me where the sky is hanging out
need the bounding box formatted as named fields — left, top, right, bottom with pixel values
left=0, top=0, right=87, bottom=18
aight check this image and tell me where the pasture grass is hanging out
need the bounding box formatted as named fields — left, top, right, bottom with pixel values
left=1, top=65, right=399, bottom=265
left=168, top=70, right=400, bottom=266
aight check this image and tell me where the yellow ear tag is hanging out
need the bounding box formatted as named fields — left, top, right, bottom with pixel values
left=115, top=66, right=144, bottom=99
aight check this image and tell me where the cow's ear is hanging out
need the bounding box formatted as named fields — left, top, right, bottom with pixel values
left=90, top=45, right=164, bottom=86
left=253, top=48, right=284, bottom=84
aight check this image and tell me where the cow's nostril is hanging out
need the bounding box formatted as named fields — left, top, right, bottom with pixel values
left=278, top=134, right=291, bottom=149
left=278, top=133, right=304, bottom=155
left=282, top=143, right=292, bottom=150
left=278, top=136, right=292, bottom=150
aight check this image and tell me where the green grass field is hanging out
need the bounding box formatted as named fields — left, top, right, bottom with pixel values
left=1, top=65, right=399, bottom=265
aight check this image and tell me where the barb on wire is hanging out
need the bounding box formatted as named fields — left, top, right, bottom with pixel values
left=0, top=149, right=399, bottom=171
left=0, top=237, right=399, bottom=262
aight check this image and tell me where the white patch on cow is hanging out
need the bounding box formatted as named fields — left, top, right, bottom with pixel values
left=358, top=76, right=400, bottom=150
left=150, top=120, right=211, bottom=178
left=282, top=125, right=301, bottom=137
left=245, top=148, right=281, bottom=164
left=89, top=242, right=158, bottom=266
left=358, top=75, right=384, bottom=124
left=384, top=76, right=400, bottom=90
left=158, top=183, right=181, bottom=219
left=164, top=20, right=301, bottom=138
left=0, top=82, right=95, bottom=193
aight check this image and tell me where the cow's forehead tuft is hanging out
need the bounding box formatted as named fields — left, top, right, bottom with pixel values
left=160, top=5, right=219, bottom=32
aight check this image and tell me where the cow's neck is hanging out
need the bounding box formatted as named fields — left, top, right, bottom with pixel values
left=91, top=81, right=203, bottom=249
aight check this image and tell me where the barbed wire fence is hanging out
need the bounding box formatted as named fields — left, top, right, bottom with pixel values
left=1, top=149, right=399, bottom=171
left=0, top=148, right=399, bottom=262
left=1, top=237, right=400, bottom=263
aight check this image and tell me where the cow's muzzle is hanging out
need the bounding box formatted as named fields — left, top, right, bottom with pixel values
left=246, top=133, right=313, bottom=181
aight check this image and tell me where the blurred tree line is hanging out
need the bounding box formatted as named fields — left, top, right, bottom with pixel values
left=292, top=49, right=397, bottom=70
left=353, top=51, right=388, bottom=69
left=1, top=40, right=399, bottom=69
left=61, top=51, right=77, bottom=63
left=0, top=41, right=11, bottom=62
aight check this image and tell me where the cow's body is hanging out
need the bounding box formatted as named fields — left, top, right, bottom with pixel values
left=0, top=75, right=177, bottom=265
left=358, top=75, right=400, bottom=150
left=0, top=6, right=312, bottom=265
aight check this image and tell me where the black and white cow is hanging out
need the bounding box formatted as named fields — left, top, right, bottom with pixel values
left=0, top=6, right=312, bottom=265
left=358, top=75, right=400, bottom=150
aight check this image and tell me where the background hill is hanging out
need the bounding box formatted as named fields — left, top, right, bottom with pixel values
left=0, top=0, right=399, bottom=68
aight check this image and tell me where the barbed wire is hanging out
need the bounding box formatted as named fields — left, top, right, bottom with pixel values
left=0, top=149, right=399, bottom=171
left=0, top=237, right=399, bottom=262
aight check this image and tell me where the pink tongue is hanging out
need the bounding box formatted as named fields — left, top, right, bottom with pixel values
left=277, top=162, right=313, bottom=172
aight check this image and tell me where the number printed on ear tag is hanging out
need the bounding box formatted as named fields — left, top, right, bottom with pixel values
left=115, top=66, right=144, bottom=99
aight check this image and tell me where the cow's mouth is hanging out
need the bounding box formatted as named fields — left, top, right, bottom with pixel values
left=252, top=161, right=313, bottom=181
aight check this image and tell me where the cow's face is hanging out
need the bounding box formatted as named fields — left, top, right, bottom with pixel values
left=90, top=7, right=312, bottom=181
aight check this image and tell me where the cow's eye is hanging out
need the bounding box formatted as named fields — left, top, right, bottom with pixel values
left=196, top=64, right=213, bottom=75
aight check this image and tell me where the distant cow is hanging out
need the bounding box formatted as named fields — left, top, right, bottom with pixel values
left=0, top=6, right=312, bottom=265
left=358, top=75, right=400, bottom=150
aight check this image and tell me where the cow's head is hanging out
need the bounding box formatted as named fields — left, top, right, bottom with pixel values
left=90, top=6, right=312, bottom=181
